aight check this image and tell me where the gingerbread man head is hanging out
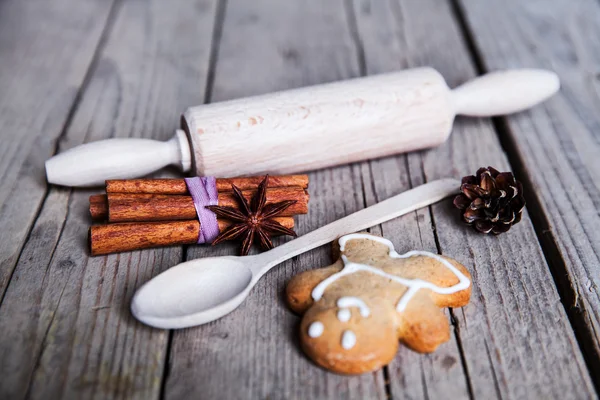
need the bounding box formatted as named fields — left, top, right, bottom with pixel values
left=286, top=232, right=471, bottom=375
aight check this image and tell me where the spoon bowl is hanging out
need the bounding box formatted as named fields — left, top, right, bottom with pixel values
left=131, top=256, right=255, bottom=329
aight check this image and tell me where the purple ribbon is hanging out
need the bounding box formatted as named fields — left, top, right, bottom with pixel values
left=184, top=176, right=220, bottom=244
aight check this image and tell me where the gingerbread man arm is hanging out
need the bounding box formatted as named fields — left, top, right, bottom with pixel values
left=286, top=261, right=343, bottom=314
left=434, top=257, right=471, bottom=308
left=401, top=256, right=472, bottom=309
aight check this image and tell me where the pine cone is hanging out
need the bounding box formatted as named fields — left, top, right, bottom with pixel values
left=453, top=166, right=525, bottom=234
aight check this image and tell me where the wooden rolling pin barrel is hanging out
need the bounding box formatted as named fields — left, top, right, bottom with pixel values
left=45, top=68, right=559, bottom=186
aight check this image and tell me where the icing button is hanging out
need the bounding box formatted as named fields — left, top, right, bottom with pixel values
left=308, top=321, right=324, bottom=338
left=341, top=330, right=356, bottom=350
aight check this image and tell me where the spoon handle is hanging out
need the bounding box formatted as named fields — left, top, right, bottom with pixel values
left=251, top=178, right=460, bottom=277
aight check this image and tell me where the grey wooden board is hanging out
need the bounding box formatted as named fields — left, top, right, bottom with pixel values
left=164, top=1, right=389, bottom=399
left=352, top=0, right=595, bottom=398
left=0, top=0, right=599, bottom=398
left=458, top=0, right=600, bottom=386
left=0, top=0, right=115, bottom=300
left=0, top=0, right=218, bottom=398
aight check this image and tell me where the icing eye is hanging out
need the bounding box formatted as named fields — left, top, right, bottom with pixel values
left=337, top=309, right=351, bottom=322
left=336, top=296, right=371, bottom=317
left=341, top=330, right=356, bottom=350
left=308, top=321, right=324, bottom=338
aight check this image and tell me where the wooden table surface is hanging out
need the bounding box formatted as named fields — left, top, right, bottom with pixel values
left=1, top=0, right=599, bottom=399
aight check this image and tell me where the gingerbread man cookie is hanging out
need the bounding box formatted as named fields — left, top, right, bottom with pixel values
left=286, top=232, right=472, bottom=375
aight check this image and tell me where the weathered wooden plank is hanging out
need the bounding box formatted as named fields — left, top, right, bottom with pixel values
left=360, top=162, right=472, bottom=400
left=163, top=1, right=388, bottom=399
left=0, top=0, right=115, bottom=301
left=0, top=0, right=218, bottom=398
left=351, top=0, right=595, bottom=398
left=457, top=0, right=600, bottom=388
left=350, top=0, right=472, bottom=398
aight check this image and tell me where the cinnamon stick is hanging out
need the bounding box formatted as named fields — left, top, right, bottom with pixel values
left=89, top=194, right=108, bottom=220
left=90, top=187, right=309, bottom=222
left=105, top=175, right=309, bottom=195
left=90, top=193, right=175, bottom=220
left=89, top=217, right=294, bottom=256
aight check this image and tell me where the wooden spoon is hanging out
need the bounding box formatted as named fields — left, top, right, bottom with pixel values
left=131, top=179, right=459, bottom=329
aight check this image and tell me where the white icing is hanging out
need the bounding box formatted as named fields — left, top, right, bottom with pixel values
left=337, top=308, right=351, bottom=322
left=312, top=233, right=471, bottom=313
left=308, top=321, right=324, bottom=338
left=341, top=330, right=356, bottom=349
left=337, top=296, right=370, bottom=317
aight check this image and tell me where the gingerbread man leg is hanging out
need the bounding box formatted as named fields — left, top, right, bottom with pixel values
left=396, top=291, right=451, bottom=353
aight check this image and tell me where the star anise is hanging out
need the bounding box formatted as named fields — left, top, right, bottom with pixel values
left=206, top=175, right=297, bottom=256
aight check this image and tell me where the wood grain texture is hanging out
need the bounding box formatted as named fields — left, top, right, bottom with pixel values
left=0, top=0, right=115, bottom=302
left=351, top=0, right=595, bottom=398
left=163, top=1, right=388, bottom=399
left=458, top=0, right=600, bottom=387
left=0, top=0, right=218, bottom=398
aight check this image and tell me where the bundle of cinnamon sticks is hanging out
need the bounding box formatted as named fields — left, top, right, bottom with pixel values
left=89, top=175, right=309, bottom=255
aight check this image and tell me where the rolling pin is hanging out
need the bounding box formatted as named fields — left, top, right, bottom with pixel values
left=45, top=67, right=559, bottom=187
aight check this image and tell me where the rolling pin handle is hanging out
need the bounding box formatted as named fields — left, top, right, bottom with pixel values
left=45, top=129, right=192, bottom=187
left=450, top=69, right=560, bottom=117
